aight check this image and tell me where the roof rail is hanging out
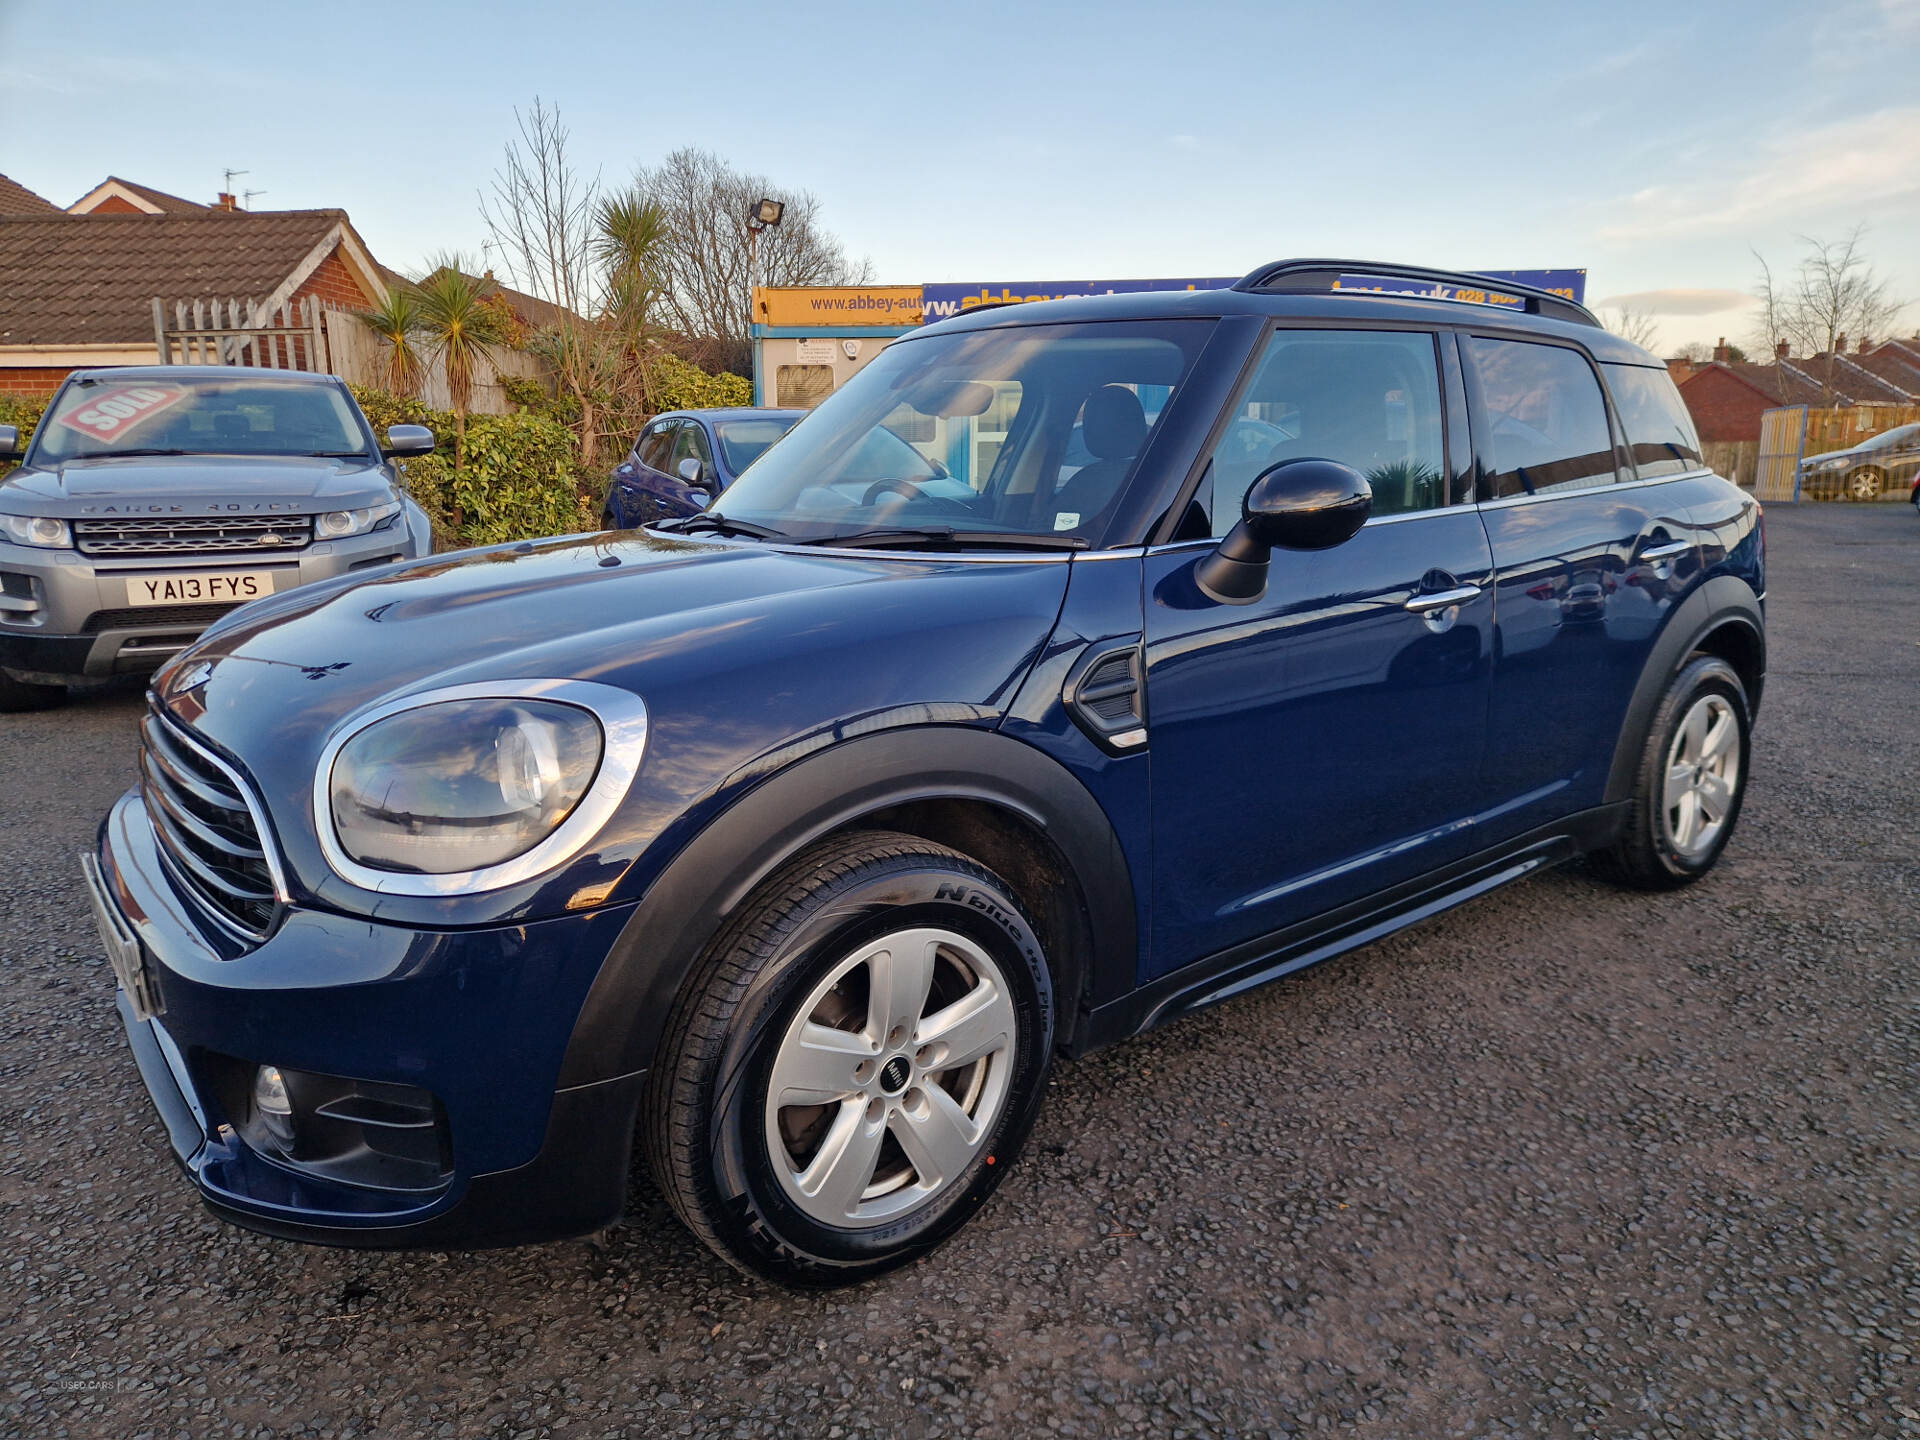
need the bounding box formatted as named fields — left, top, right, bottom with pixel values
left=1233, top=258, right=1600, bottom=328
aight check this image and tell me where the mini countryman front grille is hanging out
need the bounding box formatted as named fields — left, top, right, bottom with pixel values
left=139, top=703, right=283, bottom=943
left=74, top=515, right=312, bottom=556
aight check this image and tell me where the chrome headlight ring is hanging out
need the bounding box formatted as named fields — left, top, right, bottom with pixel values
left=312, top=678, right=649, bottom=897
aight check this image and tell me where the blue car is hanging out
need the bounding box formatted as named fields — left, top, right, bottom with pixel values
left=89, top=261, right=1764, bottom=1284
left=602, top=407, right=804, bottom=527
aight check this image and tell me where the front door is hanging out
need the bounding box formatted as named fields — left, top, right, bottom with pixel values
left=1143, top=327, right=1493, bottom=977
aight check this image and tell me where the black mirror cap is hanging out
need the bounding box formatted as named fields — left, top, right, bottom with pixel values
left=381, top=424, right=436, bottom=458
left=1243, top=457, right=1372, bottom=550
left=1195, top=458, right=1372, bottom=605
left=0, top=424, right=20, bottom=461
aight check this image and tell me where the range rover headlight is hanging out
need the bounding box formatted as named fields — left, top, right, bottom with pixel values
left=328, top=698, right=605, bottom=874
left=0, top=511, right=73, bottom=549
left=316, top=500, right=402, bottom=538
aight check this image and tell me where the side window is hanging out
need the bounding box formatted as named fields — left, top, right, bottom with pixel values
left=1202, top=329, right=1446, bottom=534
left=1466, top=338, right=1618, bottom=498
left=1602, top=363, right=1704, bottom=479
left=638, top=422, right=676, bottom=472
left=670, top=421, right=712, bottom=480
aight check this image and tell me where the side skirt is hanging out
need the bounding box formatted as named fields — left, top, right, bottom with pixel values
left=1072, top=803, right=1628, bottom=1055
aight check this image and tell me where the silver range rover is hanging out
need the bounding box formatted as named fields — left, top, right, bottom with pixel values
left=0, top=367, right=435, bottom=710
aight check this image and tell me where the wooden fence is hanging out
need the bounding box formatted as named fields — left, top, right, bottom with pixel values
left=152, top=296, right=331, bottom=369
left=1754, top=404, right=1920, bottom=501
left=149, top=294, right=548, bottom=417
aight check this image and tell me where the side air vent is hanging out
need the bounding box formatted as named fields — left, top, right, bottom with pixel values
left=1065, top=640, right=1147, bottom=753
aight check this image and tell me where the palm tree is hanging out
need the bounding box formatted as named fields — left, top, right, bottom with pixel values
left=354, top=285, right=428, bottom=398
left=413, top=256, right=508, bottom=468
left=594, top=188, right=667, bottom=422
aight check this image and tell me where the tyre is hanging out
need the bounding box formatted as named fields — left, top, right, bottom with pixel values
left=0, top=669, right=67, bottom=713
left=1593, top=656, right=1750, bottom=890
left=643, top=831, right=1055, bottom=1285
left=1848, top=466, right=1886, bottom=501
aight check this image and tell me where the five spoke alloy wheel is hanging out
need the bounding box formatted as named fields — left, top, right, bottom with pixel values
left=644, top=831, right=1053, bottom=1284
left=765, top=928, right=1016, bottom=1228
left=1661, top=694, right=1741, bottom=861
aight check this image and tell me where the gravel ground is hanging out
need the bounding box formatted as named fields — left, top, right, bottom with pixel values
left=3, top=502, right=1916, bottom=1440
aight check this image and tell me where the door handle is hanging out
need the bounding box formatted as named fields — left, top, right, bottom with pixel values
left=1637, top=539, right=1690, bottom=561
left=1405, top=584, right=1482, bottom=614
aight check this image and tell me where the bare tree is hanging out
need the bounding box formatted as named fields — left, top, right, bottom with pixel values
left=636, top=148, right=872, bottom=374
left=480, top=99, right=614, bottom=460
left=1604, top=304, right=1661, bottom=352
left=1674, top=340, right=1713, bottom=364
left=1750, top=228, right=1905, bottom=399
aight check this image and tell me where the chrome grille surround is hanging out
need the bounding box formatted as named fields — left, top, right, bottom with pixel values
left=75, top=515, right=312, bottom=556
left=138, top=702, right=287, bottom=944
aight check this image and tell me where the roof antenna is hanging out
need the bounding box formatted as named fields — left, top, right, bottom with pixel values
left=223, top=167, right=248, bottom=192
left=242, top=189, right=266, bottom=210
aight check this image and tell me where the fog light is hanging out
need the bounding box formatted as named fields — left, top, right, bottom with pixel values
left=253, top=1065, right=292, bottom=1115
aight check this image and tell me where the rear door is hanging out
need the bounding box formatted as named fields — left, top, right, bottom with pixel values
left=1466, top=335, right=1703, bottom=843
left=1142, top=326, right=1493, bottom=975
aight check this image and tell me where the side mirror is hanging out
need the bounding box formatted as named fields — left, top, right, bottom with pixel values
left=382, top=424, right=435, bottom=458
left=676, top=456, right=705, bottom=485
left=1194, top=458, right=1372, bottom=605
left=686, top=489, right=712, bottom=507
left=0, top=424, right=21, bottom=461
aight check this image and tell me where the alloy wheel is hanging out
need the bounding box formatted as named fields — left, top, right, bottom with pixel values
left=764, top=927, right=1016, bottom=1229
left=1662, top=694, right=1741, bottom=860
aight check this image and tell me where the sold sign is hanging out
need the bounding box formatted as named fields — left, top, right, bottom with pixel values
left=56, top=385, right=189, bottom=440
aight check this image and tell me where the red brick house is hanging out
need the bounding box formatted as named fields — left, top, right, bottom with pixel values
left=65, top=176, right=212, bottom=216
left=0, top=205, right=387, bottom=396
left=1678, top=338, right=1914, bottom=443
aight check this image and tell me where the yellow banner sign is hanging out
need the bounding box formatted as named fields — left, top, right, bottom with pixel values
left=755, top=286, right=923, bottom=328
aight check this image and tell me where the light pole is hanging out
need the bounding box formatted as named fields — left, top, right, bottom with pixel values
left=745, top=198, right=786, bottom=405
left=744, top=196, right=786, bottom=322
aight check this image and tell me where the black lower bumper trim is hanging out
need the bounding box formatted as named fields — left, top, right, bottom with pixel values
left=200, top=1069, right=648, bottom=1250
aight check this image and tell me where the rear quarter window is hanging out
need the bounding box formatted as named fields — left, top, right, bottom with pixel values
left=1603, top=364, right=1704, bottom=479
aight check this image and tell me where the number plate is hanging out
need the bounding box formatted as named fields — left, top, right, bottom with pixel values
left=126, top=571, right=276, bottom=607
left=81, top=852, right=164, bottom=1021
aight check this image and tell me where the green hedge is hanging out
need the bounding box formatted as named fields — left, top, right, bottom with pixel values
left=0, top=395, right=46, bottom=478
left=348, top=386, right=596, bottom=547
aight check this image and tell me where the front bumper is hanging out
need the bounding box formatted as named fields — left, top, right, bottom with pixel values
left=0, top=526, right=418, bottom=681
left=95, top=789, right=645, bottom=1248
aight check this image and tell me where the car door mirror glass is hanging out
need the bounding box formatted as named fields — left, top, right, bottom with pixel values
left=677, top=456, right=704, bottom=484
left=1195, top=458, right=1372, bottom=605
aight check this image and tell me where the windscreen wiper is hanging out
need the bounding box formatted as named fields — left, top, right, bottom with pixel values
left=100, top=448, right=190, bottom=457
left=653, top=513, right=789, bottom=540
left=798, top=526, right=1089, bottom=551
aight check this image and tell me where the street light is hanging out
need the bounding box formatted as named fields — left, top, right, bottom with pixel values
left=745, top=196, right=786, bottom=321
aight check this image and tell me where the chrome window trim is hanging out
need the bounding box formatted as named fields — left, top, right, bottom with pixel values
left=312, top=678, right=650, bottom=898
left=160, top=710, right=293, bottom=905
left=1473, top=467, right=1716, bottom=512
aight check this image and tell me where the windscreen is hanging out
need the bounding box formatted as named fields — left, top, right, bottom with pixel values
left=32, top=376, right=369, bottom=463
left=714, top=417, right=799, bottom=473
left=712, top=320, right=1213, bottom=545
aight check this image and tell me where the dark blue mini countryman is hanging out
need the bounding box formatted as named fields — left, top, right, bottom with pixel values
left=89, top=262, right=1765, bottom=1284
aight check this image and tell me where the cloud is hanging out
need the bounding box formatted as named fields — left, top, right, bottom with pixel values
left=1600, top=105, right=1920, bottom=242
left=1594, top=288, right=1755, bottom=316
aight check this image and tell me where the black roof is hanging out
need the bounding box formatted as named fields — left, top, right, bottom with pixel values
left=922, top=261, right=1653, bottom=365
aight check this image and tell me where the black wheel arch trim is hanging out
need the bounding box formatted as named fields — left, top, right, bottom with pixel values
left=1602, top=574, right=1765, bottom=809
left=555, top=725, right=1137, bottom=1088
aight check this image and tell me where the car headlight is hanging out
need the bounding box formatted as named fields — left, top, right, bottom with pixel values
left=316, top=500, right=402, bottom=538
left=315, top=680, right=650, bottom=894
left=0, top=511, right=73, bottom=549
left=1812, top=457, right=1849, bottom=471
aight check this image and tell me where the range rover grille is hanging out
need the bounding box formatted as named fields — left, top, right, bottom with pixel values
left=75, top=515, right=312, bottom=556
left=139, top=704, right=282, bottom=943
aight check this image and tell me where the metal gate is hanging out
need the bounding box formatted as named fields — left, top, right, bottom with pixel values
left=1754, top=405, right=1808, bottom=502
